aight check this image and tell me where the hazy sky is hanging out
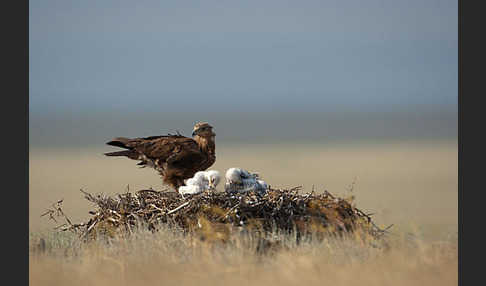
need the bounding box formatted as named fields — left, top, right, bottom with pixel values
left=29, top=0, right=457, bottom=146
left=30, top=0, right=457, bottom=112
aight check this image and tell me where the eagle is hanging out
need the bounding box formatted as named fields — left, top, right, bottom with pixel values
left=104, top=122, right=216, bottom=190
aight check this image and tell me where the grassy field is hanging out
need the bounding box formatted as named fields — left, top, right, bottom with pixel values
left=30, top=222, right=457, bottom=286
left=29, top=140, right=457, bottom=285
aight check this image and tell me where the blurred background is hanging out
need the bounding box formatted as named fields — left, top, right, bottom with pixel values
left=29, top=0, right=457, bottom=238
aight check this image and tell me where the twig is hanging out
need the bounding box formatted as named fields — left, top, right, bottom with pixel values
left=83, top=218, right=99, bottom=238
left=166, top=201, right=190, bottom=215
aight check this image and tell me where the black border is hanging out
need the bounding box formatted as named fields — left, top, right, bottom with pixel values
left=459, top=0, right=483, bottom=285
left=5, top=0, right=28, bottom=284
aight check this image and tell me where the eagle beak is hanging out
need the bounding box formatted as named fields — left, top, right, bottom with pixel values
left=192, top=130, right=197, bottom=137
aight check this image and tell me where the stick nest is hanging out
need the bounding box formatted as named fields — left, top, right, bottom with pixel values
left=43, top=186, right=392, bottom=247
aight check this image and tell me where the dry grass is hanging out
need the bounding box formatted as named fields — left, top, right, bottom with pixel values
left=29, top=224, right=457, bottom=286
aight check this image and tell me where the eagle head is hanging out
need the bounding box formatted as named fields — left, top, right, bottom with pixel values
left=192, top=122, right=216, bottom=137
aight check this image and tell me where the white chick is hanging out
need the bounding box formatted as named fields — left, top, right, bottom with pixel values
left=225, top=168, right=258, bottom=184
left=178, top=184, right=204, bottom=195
left=205, top=170, right=221, bottom=190
left=185, top=171, right=206, bottom=186
left=224, top=167, right=268, bottom=195
left=178, top=170, right=221, bottom=196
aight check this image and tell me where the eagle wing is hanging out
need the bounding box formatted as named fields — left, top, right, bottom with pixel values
left=105, top=134, right=212, bottom=189
left=109, top=135, right=204, bottom=169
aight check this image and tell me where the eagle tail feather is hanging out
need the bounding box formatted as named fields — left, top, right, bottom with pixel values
left=104, top=150, right=136, bottom=158
left=106, top=137, right=132, bottom=149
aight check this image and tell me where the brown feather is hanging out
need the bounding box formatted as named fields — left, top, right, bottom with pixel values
left=104, top=150, right=138, bottom=159
left=104, top=123, right=216, bottom=191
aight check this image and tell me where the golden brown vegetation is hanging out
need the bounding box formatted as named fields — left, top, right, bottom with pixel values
left=29, top=224, right=457, bottom=286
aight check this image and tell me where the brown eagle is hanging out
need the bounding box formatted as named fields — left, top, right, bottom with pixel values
left=104, top=122, right=216, bottom=190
